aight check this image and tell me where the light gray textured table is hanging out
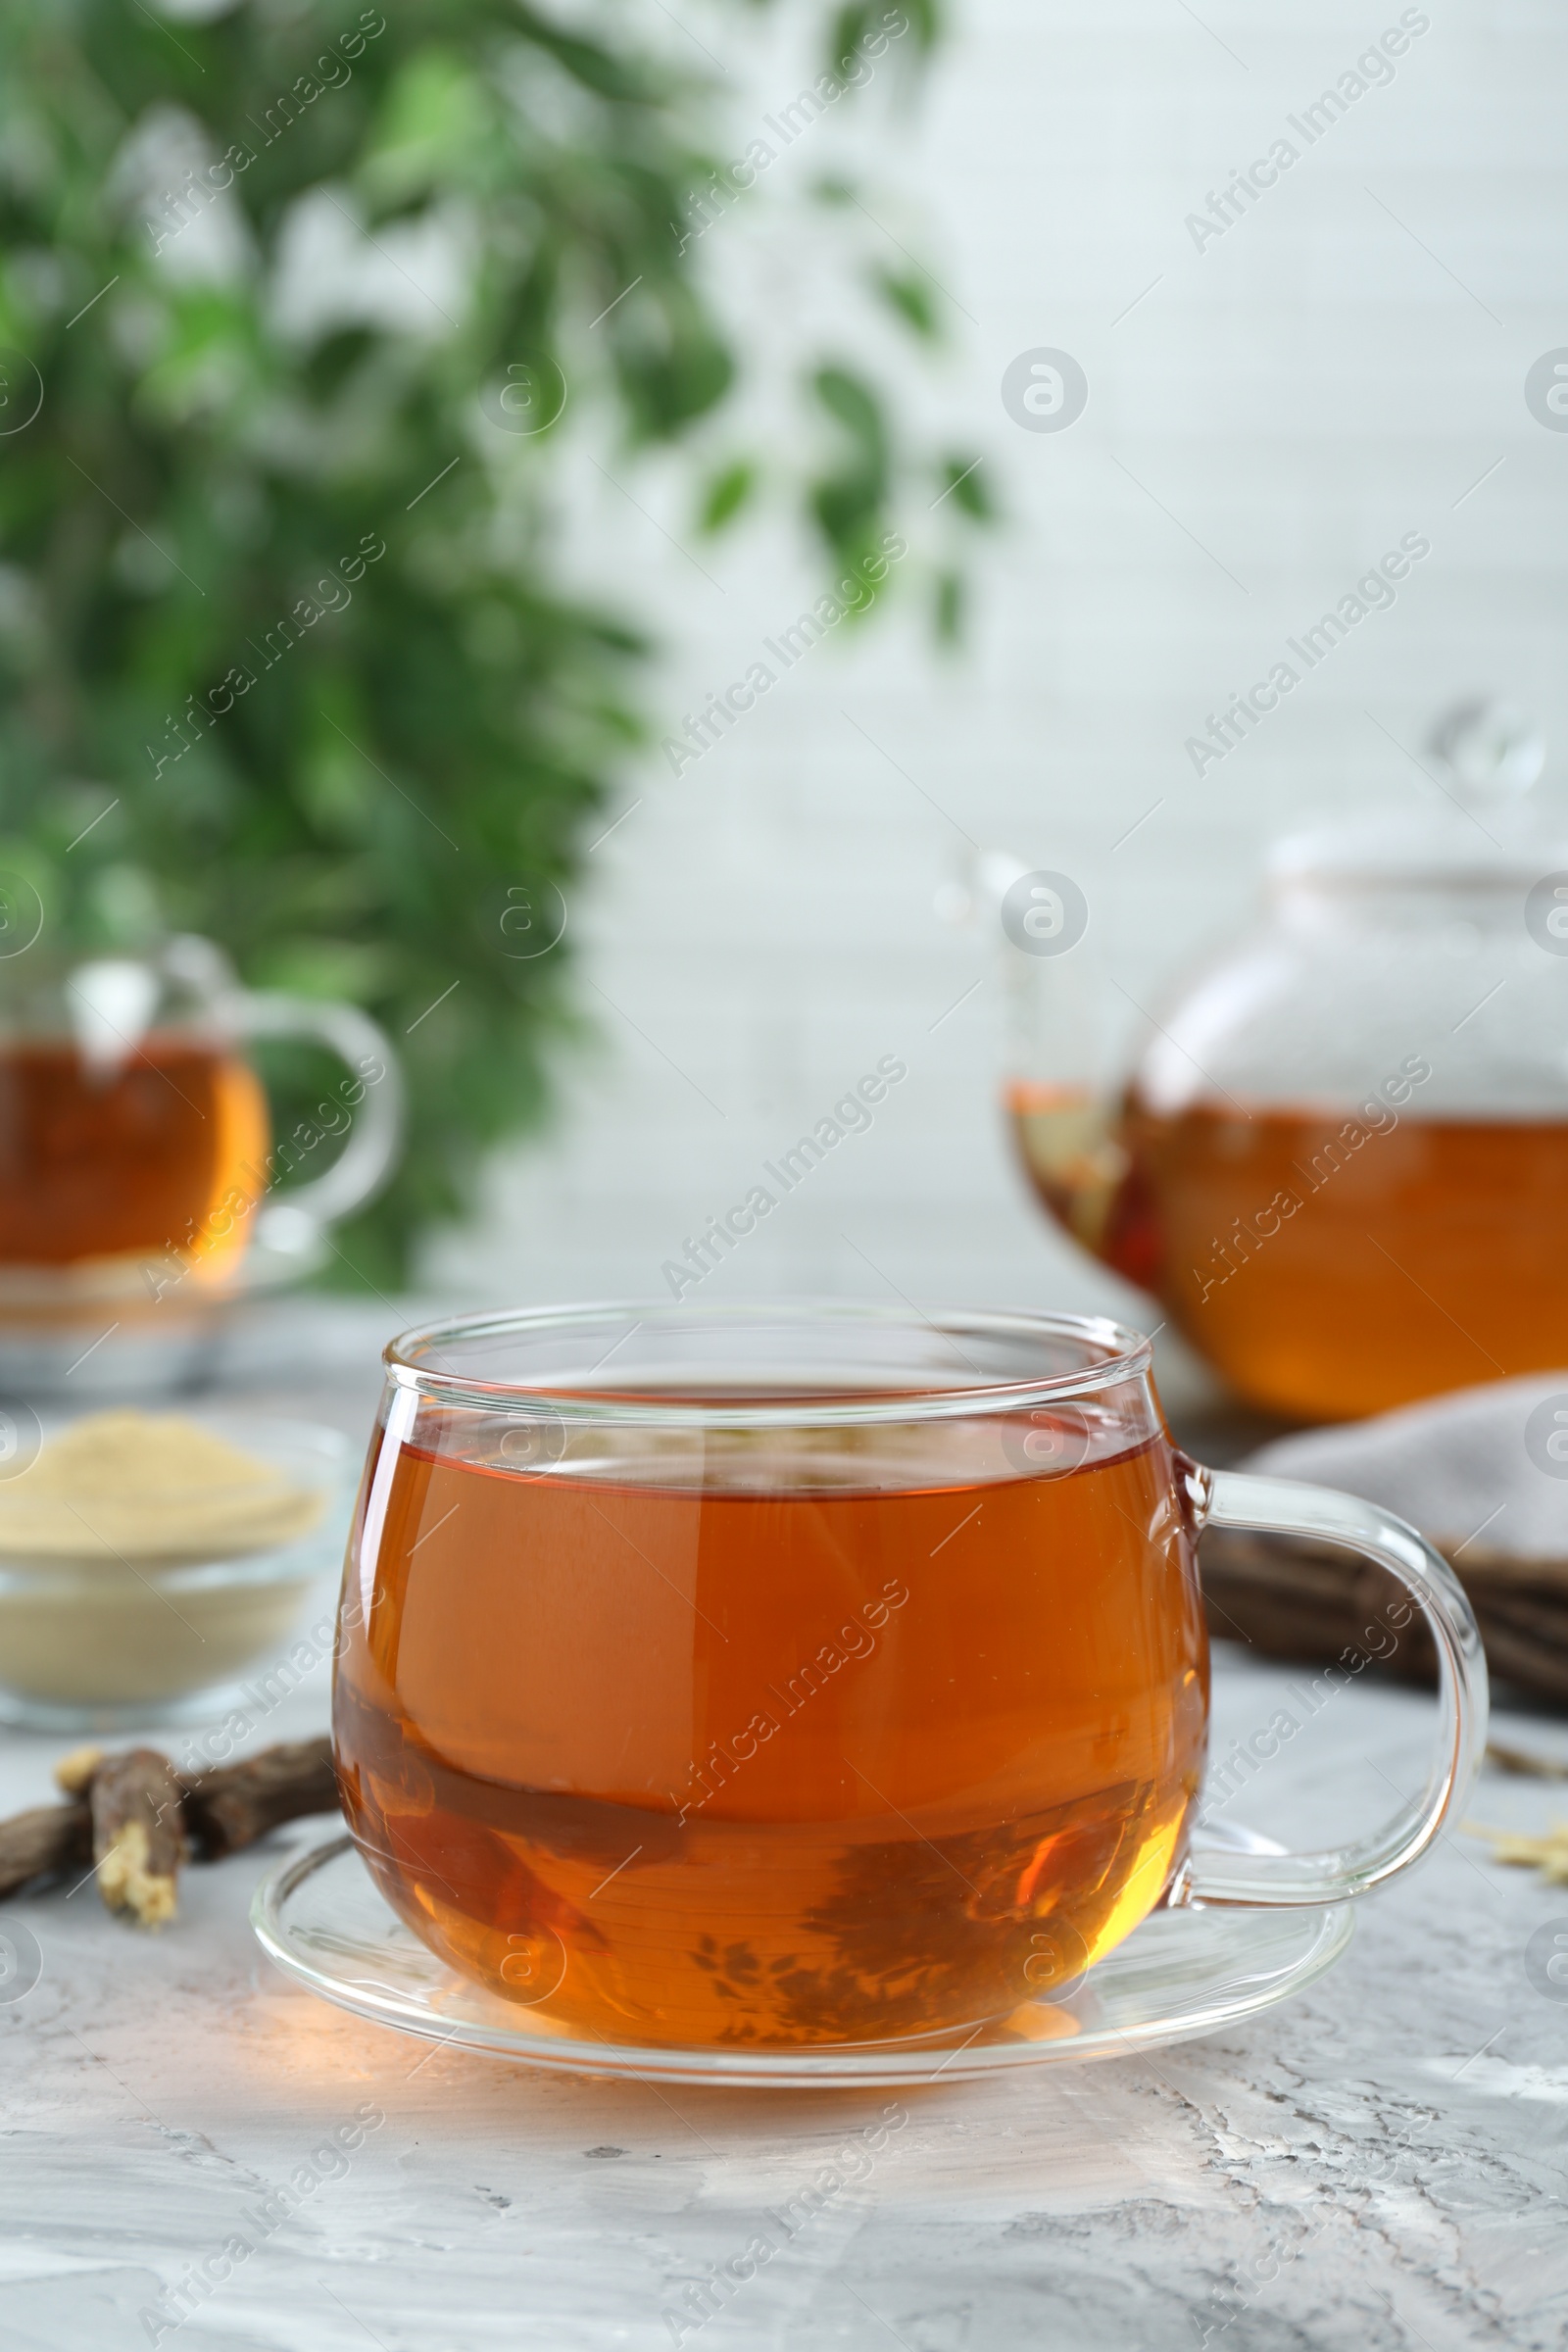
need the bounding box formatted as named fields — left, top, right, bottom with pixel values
left=3, top=1308, right=1566, bottom=2352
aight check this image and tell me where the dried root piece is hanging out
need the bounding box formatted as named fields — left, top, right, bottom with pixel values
left=1485, top=1740, right=1568, bottom=1782
left=0, top=1800, right=91, bottom=1901
left=53, top=1744, right=105, bottom=1797
left=180, top=1737, right=337, bottom=1860
left=0, top=1734, right=340, bottom=1926
left=1465, top=1820, right=1568, bottom=1885
left=91, top=1749, right=189, bottom=1928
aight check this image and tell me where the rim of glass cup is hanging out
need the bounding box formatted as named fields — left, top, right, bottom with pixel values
left=384, top=1299, right=1155, bottom=1430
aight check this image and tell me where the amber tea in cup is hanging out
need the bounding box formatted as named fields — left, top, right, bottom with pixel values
left=334, top=1305, right=1487, bottom=2055
left=0, top=1035, right=269, bottom=1275
left=0, top=936, right=402, bottom=1315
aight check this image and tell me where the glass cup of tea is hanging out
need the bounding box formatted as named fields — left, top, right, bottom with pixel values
left=0, top=933, right=402, bottom=1385
left=333, top=1303, right=1486, bottom=2054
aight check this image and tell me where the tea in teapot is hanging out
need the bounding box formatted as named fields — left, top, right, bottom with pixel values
left=1004, top=703, right=1568, bottom=1421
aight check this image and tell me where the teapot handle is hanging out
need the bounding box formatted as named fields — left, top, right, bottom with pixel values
left=1168, top=1469, right=1488, bottom=1908
left=231, top=993, right=405, bottom=1243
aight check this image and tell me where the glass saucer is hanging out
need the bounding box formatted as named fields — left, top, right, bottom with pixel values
left=252, top=1823, right=1353, bottom=2088
left=0, top=1226, right=327, bottom=1398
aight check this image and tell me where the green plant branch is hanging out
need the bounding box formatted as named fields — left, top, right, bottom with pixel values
left=0, top=0, right=986, bottom=1283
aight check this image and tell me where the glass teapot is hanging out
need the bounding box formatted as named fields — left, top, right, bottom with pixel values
left=996, top=701, right=1568, bottom=1423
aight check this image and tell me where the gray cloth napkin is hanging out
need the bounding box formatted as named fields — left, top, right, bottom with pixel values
left=1243, top=1373, right=1568, bottom=1561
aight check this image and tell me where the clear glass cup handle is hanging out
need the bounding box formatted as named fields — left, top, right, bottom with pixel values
left=1168, top=1467, right=1489, bottom=1910
left=231, top=992, right=406, bottom=1237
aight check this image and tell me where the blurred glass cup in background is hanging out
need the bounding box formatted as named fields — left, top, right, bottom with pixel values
left=0, top=932, right=401, bottom=1394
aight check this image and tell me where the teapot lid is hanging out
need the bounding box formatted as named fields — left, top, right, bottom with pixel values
left=1268, top=700, right=1568, bottom=886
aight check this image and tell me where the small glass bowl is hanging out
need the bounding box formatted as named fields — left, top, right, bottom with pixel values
left=0, top=1412, right=354, bottom=1732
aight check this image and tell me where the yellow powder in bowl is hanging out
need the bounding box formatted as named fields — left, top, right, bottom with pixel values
left=0, top=1411, right=338, bottom=1714
left=0, top=1410, right=324, bottom=1561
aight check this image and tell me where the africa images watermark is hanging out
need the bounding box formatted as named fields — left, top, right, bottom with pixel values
left=141, top=1052, right=389, bottom=1303
left=1526, top=350, right=1568, bottom=431
left=1185, top=533, right=1430, bottom=778
left=144, top=11, right=388, bottom=257
left=145, top=533, right=387, bottom=778
left=660, top=1053, right=907, bottom=1298
left=1184, top=8, right=1433, bottom=256
left=668, top=1580, right=911, bottom=1825
left=671, top=8, right=909, bottom=256
left=138, top=2101, right=385, bottom=2344
left=662, top=2103, right=908, bottom=2347
left=174, top=1592, right=367, bottom=1780
left=1198, top=1592, right=1415, bottom=1829
left=1190, top=1054, right=1432, bottom=1305
left=660, top=533, right=907, bottom=779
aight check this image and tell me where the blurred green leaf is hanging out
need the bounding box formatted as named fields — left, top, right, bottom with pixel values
left=827, top=3, right=938, bottom=70
left=937, top=453, right=993, bottom=519
left=697, top=459, right=758, bottom=534
left=360, top=50, right=495, bottom=207
left=813, top=364, right=886, bottom=455
left=808, top=363, right=889, bottom=564
left=874, top=267, right=939, bottom=338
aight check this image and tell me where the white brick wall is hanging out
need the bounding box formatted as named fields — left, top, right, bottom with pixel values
left=424, top=0, right=1568, bottom=1412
